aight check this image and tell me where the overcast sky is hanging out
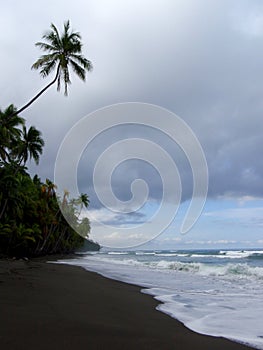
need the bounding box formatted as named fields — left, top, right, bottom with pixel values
left=1, top=0, right=263, bottom=248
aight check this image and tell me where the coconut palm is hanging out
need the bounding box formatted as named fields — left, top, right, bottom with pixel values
left=78, top=193, right=89, bottom=210
left=77, top=193, right=89, bottom=219
left=43, top=178, right=57, bottom=198
left=14, top=125, right=44, bottom=166
left=0, top=105, right=24, bottom=162
left=16, top=20, right=92, bottom=115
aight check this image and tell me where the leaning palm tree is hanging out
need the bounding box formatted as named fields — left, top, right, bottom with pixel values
left=16, top=20, right=92, bottom=115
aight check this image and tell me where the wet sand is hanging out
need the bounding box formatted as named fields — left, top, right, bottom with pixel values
left=0, top=259, right=255, bottom=350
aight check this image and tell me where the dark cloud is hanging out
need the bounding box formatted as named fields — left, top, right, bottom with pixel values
left=1, top=0, right=263, bottom=214
left=101, top=211, right=147, bottom=226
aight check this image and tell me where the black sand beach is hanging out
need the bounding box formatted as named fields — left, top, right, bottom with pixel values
left=0, top=259, right=255, bottom=350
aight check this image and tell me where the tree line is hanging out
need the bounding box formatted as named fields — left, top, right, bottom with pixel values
left=0, top=20, right=97, bottom=257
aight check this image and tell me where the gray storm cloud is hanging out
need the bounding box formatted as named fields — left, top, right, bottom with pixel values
left=1, top=0, right=263, bottom=218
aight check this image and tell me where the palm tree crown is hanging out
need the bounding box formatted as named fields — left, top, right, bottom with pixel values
left=16, top=20, right=92, bottom=115
left=33, top=20, right=93, bottom=95
left=0, top=105, right=24, bottom=162
left=78, top=193, right=90, bottom=209
left=15, top=125, right=45, bottom=165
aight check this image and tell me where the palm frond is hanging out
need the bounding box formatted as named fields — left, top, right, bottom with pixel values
left=31, top=53, right=58, bottom=70
left=49, top=23, right=61, bottom=46
left=40, top=60, right=57, bottom=77
left=16, top=126, right=45, bottom=165
left=35, top=42, right=57, bottom=52
left=64, top=20, right=70, bottom=34
left=69, top=59, right=86, bottom=80
left=70, top=54, right=93, bottom=71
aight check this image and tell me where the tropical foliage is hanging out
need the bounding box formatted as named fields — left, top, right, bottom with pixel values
left=0, top=107, right=92, bottom=257
left=0, top=21, right=96, bottom=257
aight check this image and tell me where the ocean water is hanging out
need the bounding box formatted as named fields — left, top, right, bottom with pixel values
left=57, top=249, right=263, bottom=349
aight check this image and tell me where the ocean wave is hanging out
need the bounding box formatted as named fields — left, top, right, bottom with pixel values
left=155, top=253, right=190, bottom=257
left=135, top=252, right=156, bottom=255
left=151, top=260, right=263, bottom=280
left=135, top=251, right=190, bottom=257
left=190, top=254, right=222, bottom=259
left=105, top=249, right=263, bottom=260
left=94, top=255, right=263, bottom=281
left=219, top=250, right=263, bottom=259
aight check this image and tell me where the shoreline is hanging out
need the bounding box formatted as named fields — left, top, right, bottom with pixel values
left=0, top=258, right=255, bottom=350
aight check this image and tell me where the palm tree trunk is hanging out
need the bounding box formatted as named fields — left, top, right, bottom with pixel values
left=52, top=227, right=67, bottom=253
left=0, top=198, right=8, bottom=220
left=14, top=64, right=60, bottom=116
